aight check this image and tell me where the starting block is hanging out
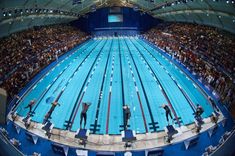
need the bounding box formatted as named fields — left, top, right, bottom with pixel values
left=75, top=129, right=90, bottom=146
left=42, top=121, right=54, bottom=138
left=194, top=118, right=203, bottom=133
left=11, top=111, right=17, bottom=121
left=121, top=130, right=136, bottom=148
left=22, top=115, right=31, bottom=129
left=164, top=125, right=178, bottom=143
left=210, top=112, right=219, bottom=125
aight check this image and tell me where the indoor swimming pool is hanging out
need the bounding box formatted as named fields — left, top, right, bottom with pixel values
left=15, top=36, right=214, bottom=135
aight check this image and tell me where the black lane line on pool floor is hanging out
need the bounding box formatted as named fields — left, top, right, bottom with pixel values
left=133, top=38, right=197, bottom=113
left=121, top=38, right=148, bottom=133
left=124, top=38, right=158, bottom=132
left=127, top=38, right=182, bottom=127
left=66, top=39, right=109, bottom=130
left=118, top=37, right=128, bottom=132
left=42, top=40, right=103, bottom=123
left=30, top=40, right=101, bottom=117
left=88, top=39, right=113, bottom=134
left=105, top=54, right=116, bottom=134
left=13, top=40, right=93, bottom=113
left=141, top=39, right=217, bottom=111
left=52, top=79, right=65, bottom=94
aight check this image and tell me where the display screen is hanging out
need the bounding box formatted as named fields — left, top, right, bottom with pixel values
left=108, top=14, right=123, bottom=23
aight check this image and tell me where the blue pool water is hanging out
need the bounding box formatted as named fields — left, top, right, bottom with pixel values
left=15, top=37, right=214, bottom=134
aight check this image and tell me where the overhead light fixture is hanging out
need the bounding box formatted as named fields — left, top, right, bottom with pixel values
left=133, top=5, right=139, bottom=11
left=90, top=5, right=96, bottom=12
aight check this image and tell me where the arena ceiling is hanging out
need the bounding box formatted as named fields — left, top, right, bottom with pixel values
left=0, top=0, right=235, bottom=37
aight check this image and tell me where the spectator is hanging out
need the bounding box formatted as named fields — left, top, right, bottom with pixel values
left=0, top=24, right=89, bottom=100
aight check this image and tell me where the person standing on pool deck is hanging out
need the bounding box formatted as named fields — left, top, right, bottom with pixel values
left=160, top=104, right=173, bottom=125
left=80, top=102, right=91, bottom=129
left=24, top=99, right=36, bottom=115
left=123, top=105, right=131, bottom=130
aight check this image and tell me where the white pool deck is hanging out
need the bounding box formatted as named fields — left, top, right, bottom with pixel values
left=8, top=111, right=226, bottom=152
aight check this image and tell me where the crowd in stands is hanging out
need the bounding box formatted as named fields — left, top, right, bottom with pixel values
left=0, top=22, right=234, bottom=112
left=0, top=25, right=89, bottom=99
left=143, top=22, right=235, bottom=110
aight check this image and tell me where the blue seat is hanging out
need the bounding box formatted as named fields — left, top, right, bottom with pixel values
left=122, top=130, right=136, bottom=147
left=75, top=129, right=89, bottom=140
